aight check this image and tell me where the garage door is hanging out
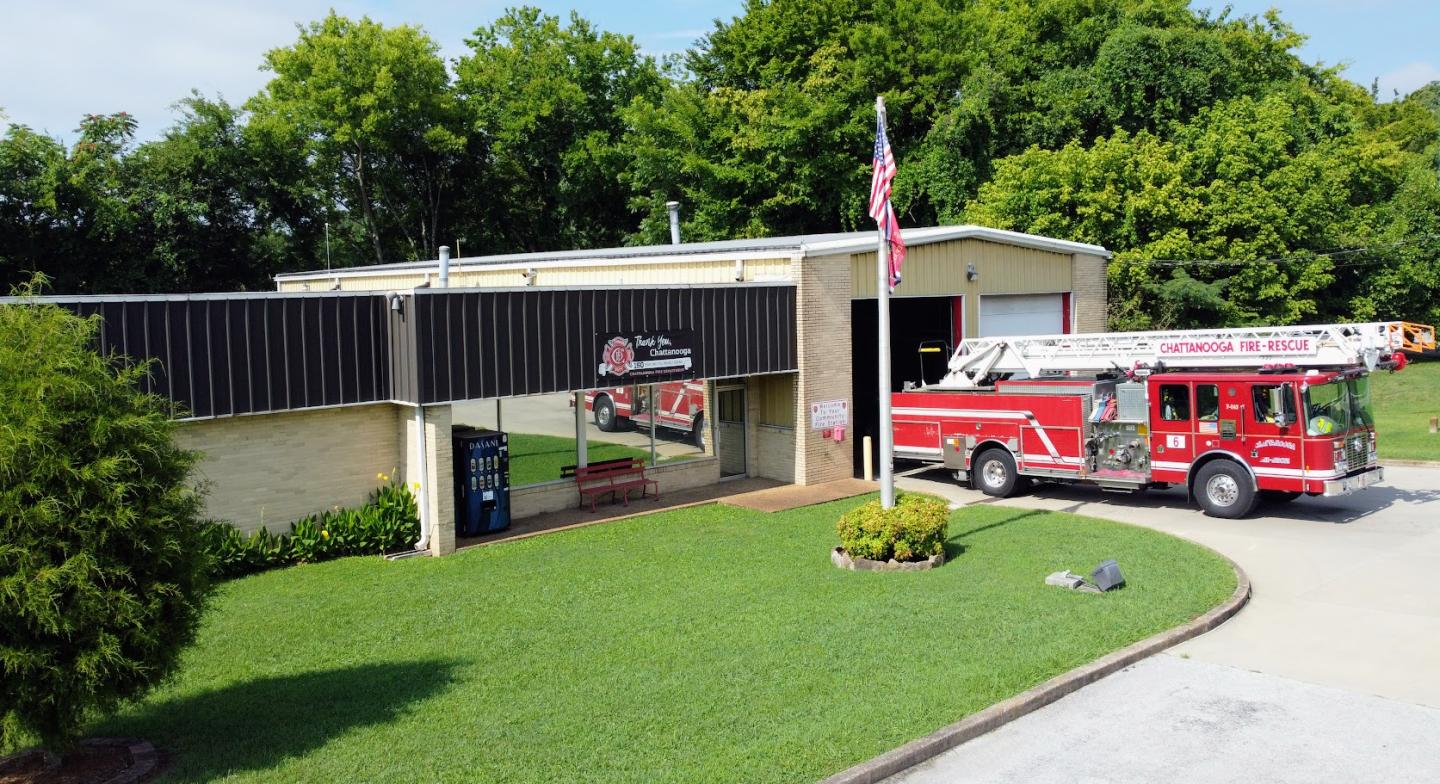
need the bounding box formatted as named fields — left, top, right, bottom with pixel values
left=979, top=294, right=1066, bottom=337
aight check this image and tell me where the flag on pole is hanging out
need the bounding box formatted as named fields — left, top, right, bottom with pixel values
left=868, top=108, right=906, bottom=290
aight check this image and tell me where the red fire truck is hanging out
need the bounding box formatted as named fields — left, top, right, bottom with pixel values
left=892, top=322, right=1435, bottom=518
left=584, top=382, right=707, bottom=447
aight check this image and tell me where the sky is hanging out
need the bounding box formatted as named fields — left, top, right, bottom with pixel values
left=1, top=1, right=1437, bottom=143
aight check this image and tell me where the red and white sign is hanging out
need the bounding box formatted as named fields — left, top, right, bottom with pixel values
left=1156, top=337, right=1316, bottom=359
left=810, top=399, right=849, bottom=430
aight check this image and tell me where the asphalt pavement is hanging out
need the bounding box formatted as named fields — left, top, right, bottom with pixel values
left=885, top=462, right=1440, bottom=782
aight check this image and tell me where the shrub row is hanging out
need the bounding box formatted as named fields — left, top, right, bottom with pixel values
left=203, top=476, right=419, bottom=579
left=836, top=493, right=950, bottom=562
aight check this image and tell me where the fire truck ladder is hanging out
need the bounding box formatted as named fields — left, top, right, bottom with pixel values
left=934, top=322, right=1436, bottom=390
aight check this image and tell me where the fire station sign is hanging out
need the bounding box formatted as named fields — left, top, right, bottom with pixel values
left=1156, top=336, right=1318, bottom=359
left=810, top=399, right=849, bottom=430
left=595, top=329, right=697, bottom=384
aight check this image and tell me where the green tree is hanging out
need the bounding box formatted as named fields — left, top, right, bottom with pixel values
left=0, top=279, right=212, bottom=752
left=454, top=7, right=665, bottom=251
left=248, top=12, right=464, bottom=265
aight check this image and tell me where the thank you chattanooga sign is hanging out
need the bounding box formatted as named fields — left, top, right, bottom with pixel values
left=596, top=329, right=697, bottom=383
left=1156, top=336, right=1317, bottom=359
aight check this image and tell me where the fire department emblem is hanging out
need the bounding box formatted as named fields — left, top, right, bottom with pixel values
left=600, top=336, right=636, bottom=377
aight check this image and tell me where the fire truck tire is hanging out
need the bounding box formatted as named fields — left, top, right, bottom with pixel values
left=973, top=448, right=1026, bottom=498
left=594, top=395, right=621, bottom=432
left=690, top=414, right=705, bottom=448
left=1194, top=461, right=1258, bottom=518
left=1260, top=490, right=1302, bottom=504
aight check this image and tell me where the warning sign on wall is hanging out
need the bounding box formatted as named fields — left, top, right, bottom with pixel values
left=810, top=399, right=849, bottom=430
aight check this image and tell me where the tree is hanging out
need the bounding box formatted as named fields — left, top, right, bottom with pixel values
left=0, top=278, right=212, bottom=752
left=248, top=13, right=464, bottom=265
left=454, top=8, right=665, bottom=251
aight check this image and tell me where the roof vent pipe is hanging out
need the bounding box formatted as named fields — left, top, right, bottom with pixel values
left=665, top=201, right=681, bottom=245
left=438, top=245, right=451, bottom=289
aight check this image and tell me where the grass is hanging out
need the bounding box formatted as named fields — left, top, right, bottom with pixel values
left=96, top=498, right=1235, bottom=783
left=1372, top=358, right=1440, bottom=461
left=507, top=432, right=693, bottom=486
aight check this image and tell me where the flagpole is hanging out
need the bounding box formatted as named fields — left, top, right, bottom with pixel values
left=875, top=95, right=896, bottom=510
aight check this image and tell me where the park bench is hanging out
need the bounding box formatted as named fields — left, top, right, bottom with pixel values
left=561, top=458, right=659, bottom=512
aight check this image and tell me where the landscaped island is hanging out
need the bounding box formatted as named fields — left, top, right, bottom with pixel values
left=93, top=498, right=1235, bottom=783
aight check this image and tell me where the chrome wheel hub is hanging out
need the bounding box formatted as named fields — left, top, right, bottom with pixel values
left=1206, top=474, right=1240, bottom=507
left=983, top=460, right=1007, bottom=488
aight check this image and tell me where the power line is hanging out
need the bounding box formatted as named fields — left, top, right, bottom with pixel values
left=1115, top=233, right=1440, bottom=268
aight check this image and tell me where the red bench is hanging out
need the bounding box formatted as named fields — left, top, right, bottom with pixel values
left=561, top=458, right=659, bottom=512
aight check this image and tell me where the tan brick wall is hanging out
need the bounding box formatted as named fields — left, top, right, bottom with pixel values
left=793, top=255, right=854, bottom=484
left=175, top=404, right=407, bottom=536
left=1073, top=252, right=1109, bottom=333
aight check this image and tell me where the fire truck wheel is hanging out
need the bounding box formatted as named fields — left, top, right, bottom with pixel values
left=1194, top=461, right=1258, bottom=518
left=1260, top=490, right=1302, bottom=504
left=690, top=414, right=705, bottom=448
left=973, top=448, right=1025, bottom=498
left=594, top=395, right=620, bottom=432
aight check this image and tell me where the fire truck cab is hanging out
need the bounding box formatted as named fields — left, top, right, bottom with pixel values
left=892, top=322, right=1434, bottom=518
left=584, top=382, right=707, bottom=447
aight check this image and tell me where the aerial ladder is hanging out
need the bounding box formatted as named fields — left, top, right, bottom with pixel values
left=929, top=322, right=1436, bottom=391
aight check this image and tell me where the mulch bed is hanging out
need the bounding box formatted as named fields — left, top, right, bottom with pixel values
left=0, top=739, right=157, bottom=784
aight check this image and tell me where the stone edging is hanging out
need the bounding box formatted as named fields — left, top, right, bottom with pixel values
left=831, top=547, right=945, bottom=572
left=818, top=556, right=1252, bottom=784
left=87, top=737, right=159, bottom=784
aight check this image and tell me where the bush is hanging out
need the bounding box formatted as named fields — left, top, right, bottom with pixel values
left=836, top=493, right=950, bottom=562
left=203, top=477, right=420, bottom=580
left=0, top=283, right=213, bottom=753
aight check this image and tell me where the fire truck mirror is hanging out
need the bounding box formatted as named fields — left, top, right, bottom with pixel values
left=1269, top=385, right=1293, bottom=427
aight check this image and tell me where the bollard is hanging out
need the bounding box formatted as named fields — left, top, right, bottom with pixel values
left=863, top=435, right=874, bottom=481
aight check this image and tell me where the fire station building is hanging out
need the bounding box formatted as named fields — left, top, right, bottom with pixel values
left=35, top=225, right=1108, bottom=556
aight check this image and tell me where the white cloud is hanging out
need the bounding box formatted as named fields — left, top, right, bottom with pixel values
left=1375, top=61, right=1440, bottom=100
left=0, top=1, right=501, bottom=142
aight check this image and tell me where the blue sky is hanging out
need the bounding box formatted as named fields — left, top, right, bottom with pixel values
left=1, top=1, right=1436, bottom=143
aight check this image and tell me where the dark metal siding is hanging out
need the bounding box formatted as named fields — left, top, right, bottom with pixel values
left=411, top=285, right=798, bottom=404
left=59, top=295, right=397, bottom=419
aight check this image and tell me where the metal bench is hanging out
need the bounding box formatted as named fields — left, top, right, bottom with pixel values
left=561, top=458, right=659, bottom=512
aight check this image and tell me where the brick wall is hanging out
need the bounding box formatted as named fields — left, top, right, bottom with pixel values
left=1073, top=252, right=1109, bottom=332
left=175, top=404, right=408, bottom=536
left=793, top=254, right=854, bottom=484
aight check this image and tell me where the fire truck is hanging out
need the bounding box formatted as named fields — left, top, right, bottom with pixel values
left=583, top=382, right=707, bottom=447
left=892, top=322, right=1435, bottom=518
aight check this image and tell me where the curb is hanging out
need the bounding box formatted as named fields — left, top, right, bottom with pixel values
left=1382, top=459, right=1440, bottom=468
left=818, top=557, right=1252, bottom=784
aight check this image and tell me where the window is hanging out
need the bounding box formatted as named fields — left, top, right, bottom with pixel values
left=756, top=374, right=796, bottom=428
left=1196, top=384, right=1220, bottom=421
left=717, top=388, right=745, bottom=424
left=1251, top=384, right=1296, bottom=425
left=1159, top=384, right=1190, bottom=421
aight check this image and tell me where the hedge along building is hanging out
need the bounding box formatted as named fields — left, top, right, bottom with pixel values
left=274, top=224, right=1111, bottom=510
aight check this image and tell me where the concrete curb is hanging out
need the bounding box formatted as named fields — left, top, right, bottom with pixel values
left=818, top=557, right=1252, bottom=784
left=1382, top=459, right=1440, bottom=468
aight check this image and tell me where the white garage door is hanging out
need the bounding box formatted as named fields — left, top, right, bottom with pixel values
left=979, top=294, right=1065, bottom=337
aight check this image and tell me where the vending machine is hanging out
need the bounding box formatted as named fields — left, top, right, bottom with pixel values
left=453, top=428, right=511, bottom=537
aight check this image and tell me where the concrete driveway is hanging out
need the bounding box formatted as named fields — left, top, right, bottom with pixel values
left=885, top=463, right=1440, bottom=782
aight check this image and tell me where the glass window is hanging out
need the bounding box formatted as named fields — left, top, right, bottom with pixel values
left=1159, top=384, right=1190, bottom=421
left=1348, top=376, right=1373, bottom=428
left=757, top=374, right=796, bottom=428
left=1304, top=381, right=1351, bottom=435
left=1196, top=384, right=1220, bottom=421
left=1251, top=384, right=1295, bottom=425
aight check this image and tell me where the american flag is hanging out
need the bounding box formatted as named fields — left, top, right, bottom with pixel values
left=868, top=107, right=906, bottom=290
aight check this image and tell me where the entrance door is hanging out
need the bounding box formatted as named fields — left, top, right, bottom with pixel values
left=716, top=385, right=747, bottom=477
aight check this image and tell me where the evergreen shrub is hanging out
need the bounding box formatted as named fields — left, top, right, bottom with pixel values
left=836, top=493, right=950, bottom=562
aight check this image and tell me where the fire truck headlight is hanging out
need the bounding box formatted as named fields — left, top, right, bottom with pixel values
left=1333, top=443, right=1345, bottom=467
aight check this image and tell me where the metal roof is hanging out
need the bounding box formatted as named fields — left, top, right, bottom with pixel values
left=274, top=225, right=1112, bottom=283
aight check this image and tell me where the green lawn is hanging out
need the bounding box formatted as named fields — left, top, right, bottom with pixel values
left=97, top=498, right=1234, bottom=783
left=507, top=432, right=692, bottom=486
left=1373, top=359, right=1440, bottom=461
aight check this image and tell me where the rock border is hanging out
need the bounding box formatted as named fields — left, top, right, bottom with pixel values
left=818, top=555, right=1251, bottom=784
left=0, top=738, right=156, bottom=784
left=831, top=547, right=945, bottom=572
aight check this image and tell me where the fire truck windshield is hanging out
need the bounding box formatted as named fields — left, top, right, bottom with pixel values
left=1304, top=379, right=1362, bottom=435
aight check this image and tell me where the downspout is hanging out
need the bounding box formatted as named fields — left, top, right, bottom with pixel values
left=437, top=245, right=451, bottom=289
left=666, top=201, right=681, bottom=245
left=413, top=404, right=431, bottom=552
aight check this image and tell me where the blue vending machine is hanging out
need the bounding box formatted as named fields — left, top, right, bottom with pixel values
left=453, top=428, right=511, bottom=537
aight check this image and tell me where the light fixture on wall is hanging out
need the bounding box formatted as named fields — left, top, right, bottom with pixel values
left=966, top=263, right=979, bottom=282
left=389, top=293, right=405, bottom=314
left=523, top=267, right=538, bottom=286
